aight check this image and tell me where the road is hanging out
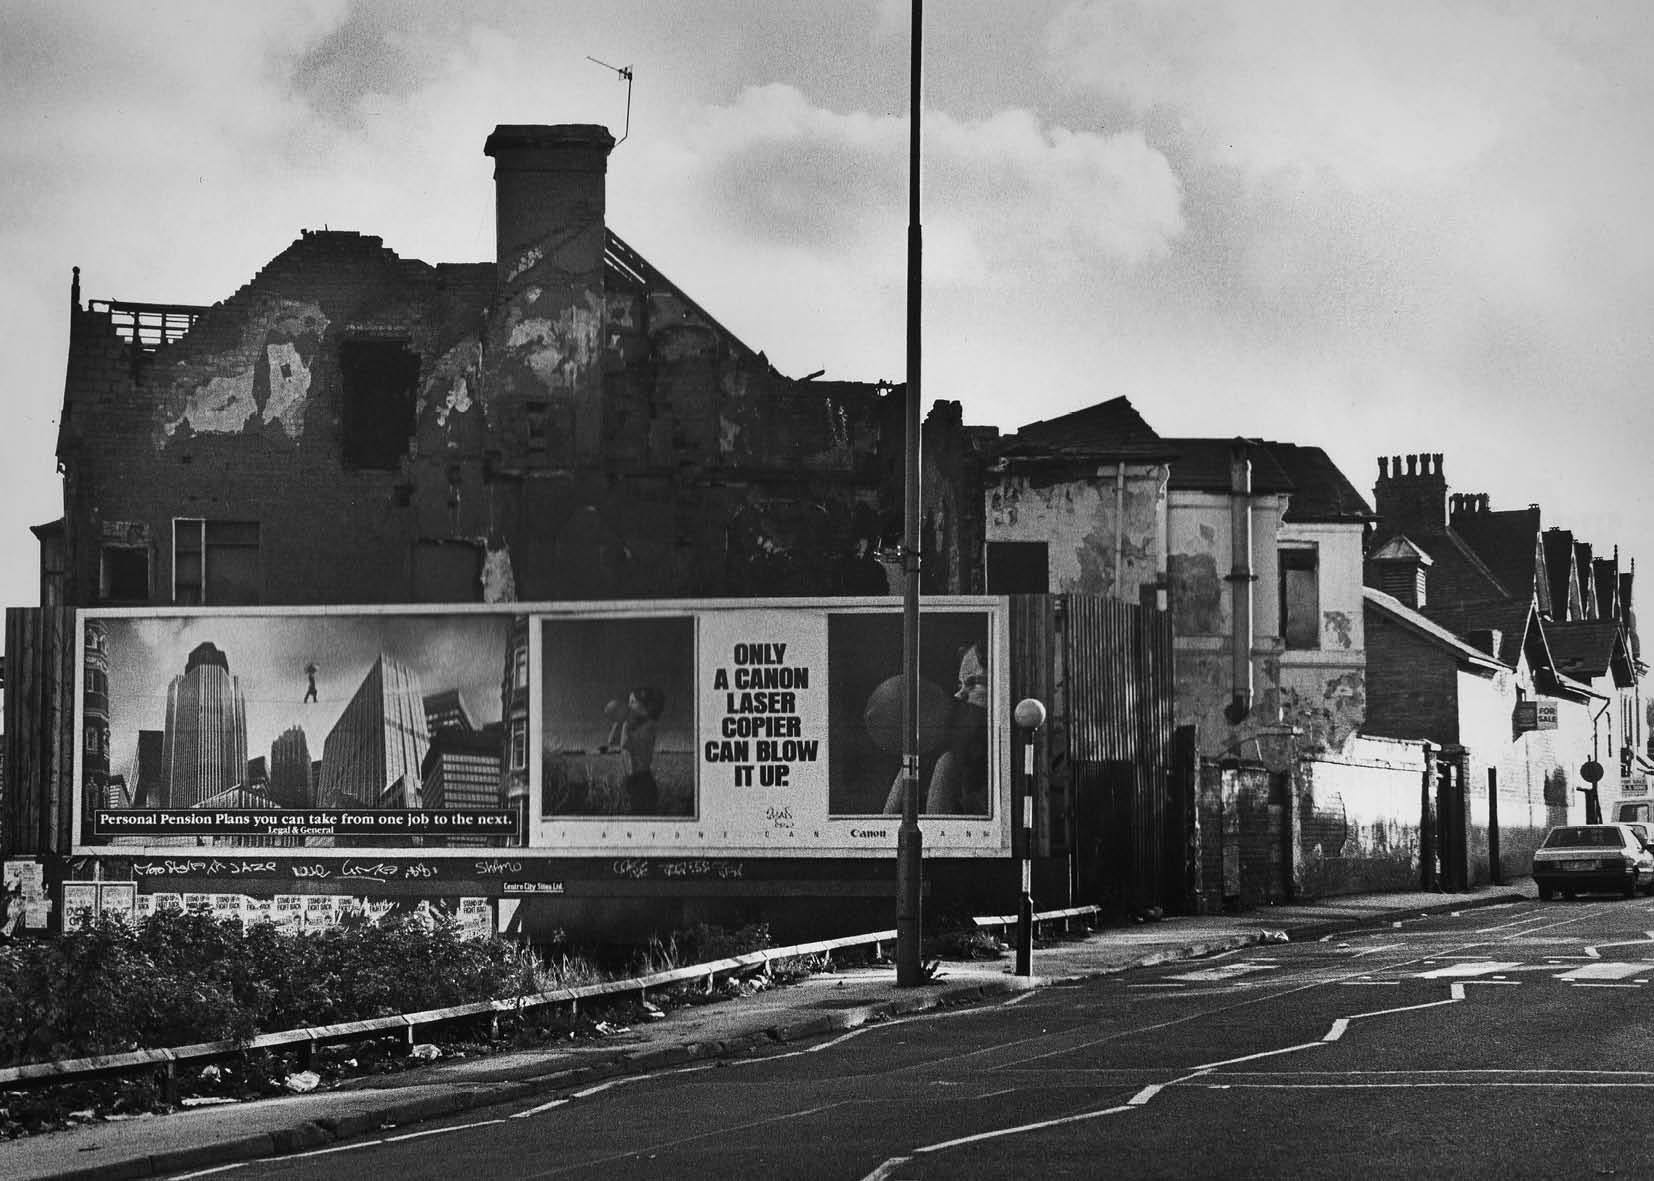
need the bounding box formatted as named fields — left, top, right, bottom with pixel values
left=175, top=897, right=1654, bottom=1179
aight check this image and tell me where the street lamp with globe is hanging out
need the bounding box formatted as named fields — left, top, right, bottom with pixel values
left=1013, top=697, right=1047, bottom=976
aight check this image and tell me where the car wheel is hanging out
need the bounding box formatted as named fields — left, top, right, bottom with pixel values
left=1538, top=883, right=1554, bottom=901
left=1562, top=890, right=1576, bottom=900
left=1626, top=878, right=1639, bottom=900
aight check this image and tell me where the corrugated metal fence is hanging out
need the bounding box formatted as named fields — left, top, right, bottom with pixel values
left=1014, top=595, right=1182, bottom=920
left=4, top=607, right=76, bottom=856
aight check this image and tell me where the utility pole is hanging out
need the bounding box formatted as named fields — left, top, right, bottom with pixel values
left=895, top=0, right=925, bottom=988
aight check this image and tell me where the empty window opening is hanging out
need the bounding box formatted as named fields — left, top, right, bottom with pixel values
left=1280, top=546, right=1320, bottom=650
left=100, top=545, right=151, bottom=603
left=526, top=400, right=548, bottom=453
left=987, top=541, right=1050, bottom=594
left=339, top=339, right=419, bottom=470
left=174, top=519, right=261, bottom=605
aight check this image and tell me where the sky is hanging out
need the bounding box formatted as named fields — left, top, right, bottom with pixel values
left=3, top=0, right=1653, bottom=610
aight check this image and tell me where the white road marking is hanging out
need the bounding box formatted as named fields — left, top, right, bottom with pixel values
left=1582, top=935, right=1654, bottom=958
left=512, top=1075, right=648, bottom=1118
left=1201, top=1080, right=1654, bottom=1090
left=1557, top=961, right=1654, bottom=981
left=1417, top=961, right=1522, bottom=978
left=1569, top=982, right=1643, bottom=988
left=382, top=1119, right=506, bottom=1142
left=1163, top=962, right=1280, bottom=983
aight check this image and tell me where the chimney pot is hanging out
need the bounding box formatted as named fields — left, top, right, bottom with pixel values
left=1378, top=456, right=1390, bottom=478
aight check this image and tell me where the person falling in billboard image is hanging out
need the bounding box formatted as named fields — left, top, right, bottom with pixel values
left=602, top=686, right=666, bottom=814
left=881, top=642, right=990, bottom=815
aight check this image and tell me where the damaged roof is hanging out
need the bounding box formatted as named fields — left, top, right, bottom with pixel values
left=1001, top=401, right=1371, bottom=521
left=1002, top=395, right=1176, bottom=460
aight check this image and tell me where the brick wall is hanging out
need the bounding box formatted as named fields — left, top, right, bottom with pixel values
left=1296, top=736, right=1426, bottom=897
left=1196, top=759, right=1288, bottom=911
left=1361, top=607, right=1461, bottom=744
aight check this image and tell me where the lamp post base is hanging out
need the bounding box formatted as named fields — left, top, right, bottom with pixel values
left=895, top=821, right=924, bottom=986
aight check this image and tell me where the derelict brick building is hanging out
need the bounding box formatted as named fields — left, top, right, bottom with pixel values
left=48, top=124, right=983, bottom=613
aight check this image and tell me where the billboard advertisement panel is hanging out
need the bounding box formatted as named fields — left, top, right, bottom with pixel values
left=76, top=608, right=524, bottom=852
left=534, top=599, right=1006, bottom=856
left=76, top=599, right=1008, bottom=859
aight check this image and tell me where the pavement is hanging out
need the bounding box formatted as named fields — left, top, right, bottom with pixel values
left=6, top=878, right=1537, bottom=1180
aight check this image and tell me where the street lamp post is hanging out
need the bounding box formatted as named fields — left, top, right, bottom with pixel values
left=894, top=0, right=926, bottom=988
left=1013, top=697, right=1047, bottom=976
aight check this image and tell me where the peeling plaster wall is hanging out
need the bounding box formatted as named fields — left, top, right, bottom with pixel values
left=1166, top=490, right=1288, bottom=758
left=155, top=299, right=328, bottom=445
left=1274, top=521, right=1368, bottom=752
left=983, top=463, right=1166, bottom=601
left=57, top=232, right=499, bottom=607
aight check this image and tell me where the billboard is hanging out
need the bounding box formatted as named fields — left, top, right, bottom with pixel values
left=77, top=599, right=1009, bottom=859
left=533, top=600, right=1006, bottom=855
left=76, top=608, right=524, bottom=852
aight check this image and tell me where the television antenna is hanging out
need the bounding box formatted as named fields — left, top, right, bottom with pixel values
left=586, top=56, right=634, bottom=146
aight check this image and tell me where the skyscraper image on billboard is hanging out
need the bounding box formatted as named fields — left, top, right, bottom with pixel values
left=78, top=610, right=522, bottom=850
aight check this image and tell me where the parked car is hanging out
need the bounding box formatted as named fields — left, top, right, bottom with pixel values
left=1533, top=823, right=1654, bottom=900
left=1615, top=801, right=1652, bottom=825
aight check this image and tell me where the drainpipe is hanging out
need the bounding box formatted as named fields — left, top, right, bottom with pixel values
left=1224, top=441, right=1254, bottom=725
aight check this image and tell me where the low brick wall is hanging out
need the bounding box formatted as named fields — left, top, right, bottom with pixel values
left=1295, top=736, right=1428, bottom=898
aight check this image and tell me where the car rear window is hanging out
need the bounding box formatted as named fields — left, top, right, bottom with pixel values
left=1542, top=827, right=1626, bottom=849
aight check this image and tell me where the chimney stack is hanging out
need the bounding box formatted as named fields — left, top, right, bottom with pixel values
left=1373, top=451, right=1449, bottom=536
left=482, top=124, right=616, bottom=466
left=484, top=124, right=615, bottom=296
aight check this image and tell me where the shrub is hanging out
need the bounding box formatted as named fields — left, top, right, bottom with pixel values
left=0, top=911, right=541, bottom=1069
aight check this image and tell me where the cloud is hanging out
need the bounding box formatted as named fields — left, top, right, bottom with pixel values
left=668, top=83, right=1183, bottom=288
left=1044, top=0, right=1546, bottom=189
